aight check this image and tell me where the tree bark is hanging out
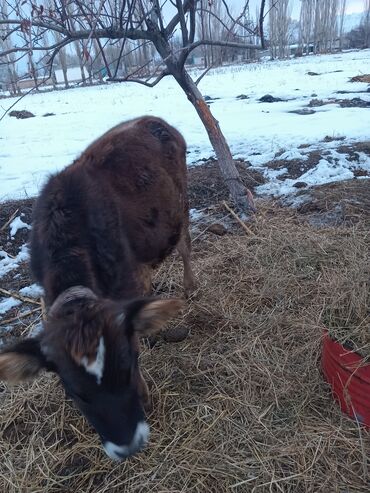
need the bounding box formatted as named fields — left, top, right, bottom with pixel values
left=28, top=53, right=39, bottom=91
left=174, top=68, right=255, bottom=214
left=61, top=65, right=69, bottom=88
left=74, top=41, right=87, bottom=85
left=259, top=0, right=266, bottom=49
left=7, top=63, right=20, bottom=95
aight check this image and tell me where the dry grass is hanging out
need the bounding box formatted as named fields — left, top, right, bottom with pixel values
left=297, top=180, right=370, bottom=229
left=0, top=203, right=369, bottom=493
left=350, top=74, right=370, bottom=83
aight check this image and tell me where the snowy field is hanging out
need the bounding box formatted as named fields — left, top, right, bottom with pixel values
left=1, top=49, right=370, bottom=201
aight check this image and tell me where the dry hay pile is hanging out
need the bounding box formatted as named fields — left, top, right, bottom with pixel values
left=0, top=204, right=369, bottom=493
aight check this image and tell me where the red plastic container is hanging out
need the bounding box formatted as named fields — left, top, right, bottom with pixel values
left=322, top=330, right=370, bottom=427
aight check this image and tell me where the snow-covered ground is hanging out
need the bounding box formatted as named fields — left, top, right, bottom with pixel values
left=0, top=244, right=29, bottom=278
left=1, top=49, right=370, bottom=201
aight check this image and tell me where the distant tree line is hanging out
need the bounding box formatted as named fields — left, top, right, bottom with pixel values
left=0, top=0, right=261, bottom=95
left=346, top=0, right=370, bottom=48
left=1, top=0, right=370, bottom=96
left=268, top=0, right=370, bottom=59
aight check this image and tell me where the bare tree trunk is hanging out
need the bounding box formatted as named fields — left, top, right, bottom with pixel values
left=313, top=0, right=320, bottom=53
left=175, top=69, right=254, bottom=213
left=312, top=0, right=339, bottom=53
left=82, top=41, right=93, bottom=84
left=259, top=0, right=266, bottom=49
left=363, top=0, right=370, bottom=48
left=58, top=46, right=70, bottom=88
left=66, top=1, right=87, bottom=85
left=27, top=53, right=39, bottom=91
left=6, top=62, right=21, bottom=95
left=269, top=0, right=291, bottom=59
left=1, top=0, right=21, bottom=94
left=93, top=40, right=104, bottom=82
left=52, top=27, right=69, bottom=88
left=201, top=3, right=209, bottom=68
left=61, top=65, right=69, bottom=88
left=74, top=42, right=87, bottom=85
left=269, top=0, right=276, bottom=59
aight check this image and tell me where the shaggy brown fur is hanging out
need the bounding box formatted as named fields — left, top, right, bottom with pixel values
left=0, top=116, right=192, bottom=459
left=31, top=116, right=195, bottom=305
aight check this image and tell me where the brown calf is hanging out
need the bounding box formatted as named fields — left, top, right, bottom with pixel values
left=0, top=116, right=195, bottom=460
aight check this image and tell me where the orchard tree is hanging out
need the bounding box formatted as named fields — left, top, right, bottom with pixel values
left=0, top=0, right=269, bottom=213
left=268, top=0, right=291, bottom=59
left=0, top=0, right=21, bottom=95
left=299, top=0, right=345, bottom=54
left=363, top=0, right=370, bottom=47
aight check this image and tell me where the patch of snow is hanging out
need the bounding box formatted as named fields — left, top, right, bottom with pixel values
left=263, top=167, right=288, bottom=180
left=189, top=208, right=204, bottom=221
left=28, top=321, right=44, bottom=338
left=301, top=158, right=354, bottom=185
left=0, top=244, right=29, bottom=278
left=10, top=215, right=31, bottom=238
left=354, top=152, right=370, bottom=171
left=247, top=151, right=276, bottom=167
left=0, top=297, right=21, bottom=314
left=1, top=50, right=370, bottom=200
left=279, top=149, right=308, bottom=161
left=19, top=284, right=44, bottom=298
left=258, top=154, right=356, bottom=197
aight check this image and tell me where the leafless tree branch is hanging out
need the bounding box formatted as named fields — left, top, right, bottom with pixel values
left=107, top=68, right=169, bottom=86
left=186, top=38, right=261, bottom=54
left=0, top=0, right=263, bottom=213
left=194, top=60, right=217, bottom=85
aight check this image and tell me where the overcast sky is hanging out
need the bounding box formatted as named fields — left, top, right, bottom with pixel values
left=247, top=0, right=365, bottom=18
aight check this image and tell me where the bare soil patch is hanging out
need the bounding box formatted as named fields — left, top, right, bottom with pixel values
left=295, top=179, right=370, bottom=228
left=0, top=198, right=33, bottom=257
left=187, top=160, right=265, bottom=209
left=337, top=141, right=370, bottom=160
left=265, top=150, right=322, bottom=180
left=8, top=110, right=35, bottom=119
left=350, top=74, right=370, bottom=83
left=308, top=97, right=370, bottom=108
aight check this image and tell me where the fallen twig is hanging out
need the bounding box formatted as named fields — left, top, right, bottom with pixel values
left=0, top=209, right=19, bottom=232
left=222, top=201, right=256, bottom=235
left=41, top=297, right=47, bottom=321
left=0, top=307, right=41, bottom=325
left=0, top=250, right=16, bottom=259
left=0, top=287, right=41, bottom=306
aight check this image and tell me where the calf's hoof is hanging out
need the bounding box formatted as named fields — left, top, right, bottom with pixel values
left=185, top=285, right=200, bottom=300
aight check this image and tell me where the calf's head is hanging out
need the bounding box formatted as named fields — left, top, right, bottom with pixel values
left=0, top=287, right=183, bottom=461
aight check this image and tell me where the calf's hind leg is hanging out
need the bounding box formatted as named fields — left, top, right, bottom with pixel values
left=177, top=226, right=196, bottom=297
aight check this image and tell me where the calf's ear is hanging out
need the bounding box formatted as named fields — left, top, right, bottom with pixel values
left=126, top=299, right=184, bottom=336
left=0, top=338, right=50, bottom=383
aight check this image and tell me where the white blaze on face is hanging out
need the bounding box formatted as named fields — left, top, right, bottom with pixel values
left=103, top=421, right=150, bottom=461
left=81, top=336, right=105, bottom=384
